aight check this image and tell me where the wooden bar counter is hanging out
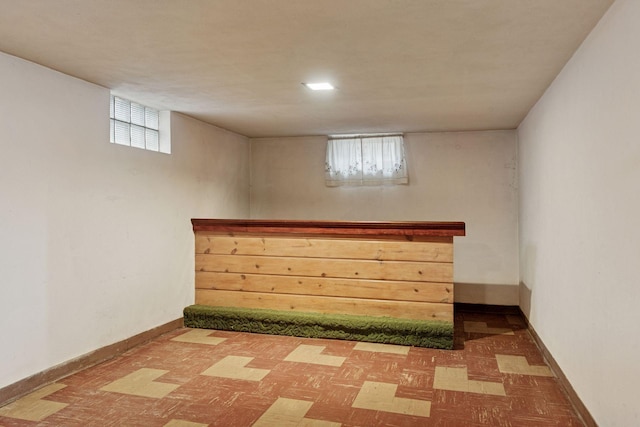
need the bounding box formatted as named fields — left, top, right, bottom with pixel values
left=191, top=219, right=465, bottom=323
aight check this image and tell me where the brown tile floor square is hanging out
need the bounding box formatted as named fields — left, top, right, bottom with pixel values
left=0, top=310, right=585, bottom=426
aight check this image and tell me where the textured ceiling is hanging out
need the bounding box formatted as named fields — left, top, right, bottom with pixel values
left=0, top=0, right=614, bottom=137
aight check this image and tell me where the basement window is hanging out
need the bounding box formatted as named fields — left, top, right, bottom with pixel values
left=325, top=134, right=408, bottom=186
left=109, top=95, right=169, bottom=153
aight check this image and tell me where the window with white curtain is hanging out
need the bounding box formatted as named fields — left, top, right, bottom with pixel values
left=325, top=134, right=408, bottom=186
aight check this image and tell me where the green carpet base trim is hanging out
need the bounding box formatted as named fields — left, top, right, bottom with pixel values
left=183, top=305, right=454, bottom=349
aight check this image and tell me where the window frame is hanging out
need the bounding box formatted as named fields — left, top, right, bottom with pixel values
left=109, top=94, right=168, bottom=154
left=325, top=134, right=408, bottom=187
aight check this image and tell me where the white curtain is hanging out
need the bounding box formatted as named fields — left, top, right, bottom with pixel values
left=325, top=135, right=408, bottom=186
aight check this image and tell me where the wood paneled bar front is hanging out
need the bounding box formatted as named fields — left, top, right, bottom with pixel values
left=191, top=219, right=465, bottom=324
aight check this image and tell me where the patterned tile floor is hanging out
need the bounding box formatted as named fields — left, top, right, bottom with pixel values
left=0, top=310, right=584, bottom=426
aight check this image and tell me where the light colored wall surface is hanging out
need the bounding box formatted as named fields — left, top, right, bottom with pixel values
left=518, top=0, right=639, bottom=424
left=0, top=52, right=250, bottom=389
left=250, top=131, right=519, bottom=304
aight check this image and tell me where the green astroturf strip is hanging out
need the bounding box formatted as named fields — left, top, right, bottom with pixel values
left=183, top=305, right=454, bottom=349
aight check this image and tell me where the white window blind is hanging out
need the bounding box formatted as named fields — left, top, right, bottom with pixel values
left=325, top=134, right=408, bottom=186
left=110, top=95, right=167, bottom=153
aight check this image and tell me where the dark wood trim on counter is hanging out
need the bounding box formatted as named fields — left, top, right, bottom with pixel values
left=191, top=219, right=466, bottom=237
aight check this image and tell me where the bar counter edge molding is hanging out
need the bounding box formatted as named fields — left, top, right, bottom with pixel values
left=191, top=219, right=466, bottom=237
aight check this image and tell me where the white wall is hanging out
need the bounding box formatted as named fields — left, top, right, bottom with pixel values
left=0, top=52, right=250, bottom=389
left=250, top=131, right=519, bottom=304
left=518, top=0, right=639, bottom=424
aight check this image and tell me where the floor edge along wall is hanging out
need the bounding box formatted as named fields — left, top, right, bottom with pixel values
left=0, top=318, right=184, bottom=408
